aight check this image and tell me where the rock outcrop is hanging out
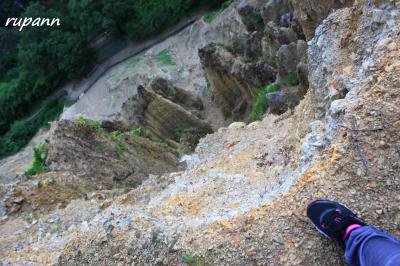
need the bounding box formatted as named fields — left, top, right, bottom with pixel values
left=46, top=119, right=179, bottom=189
left=200, top=0, right=311, bottom=119
left=138, top=85, right=212, bottom=141
left=150, top=78, right=204, bottom=112
left=266, top=88, right=301, bottom=114
left=116, top=76, right=213, bottom=144
left=199, top=43, right=277, bottom=120
left=291, top=0, right=355, bottom=40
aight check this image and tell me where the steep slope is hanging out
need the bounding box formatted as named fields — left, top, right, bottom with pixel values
left=0, top=129, right=49, bottom=185
left=61, top=2, right=250, bottom=130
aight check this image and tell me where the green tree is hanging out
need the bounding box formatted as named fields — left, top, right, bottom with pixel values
left=125, top=0, right=194, bottom=40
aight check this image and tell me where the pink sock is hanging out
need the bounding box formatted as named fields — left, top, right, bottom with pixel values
left=343, top=224, right=363, bottom=240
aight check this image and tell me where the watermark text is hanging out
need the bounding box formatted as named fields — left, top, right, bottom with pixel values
left=5, top=17, right=61, bottom=31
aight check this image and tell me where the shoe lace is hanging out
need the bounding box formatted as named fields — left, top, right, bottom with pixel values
left=321, top=209, right=355, bottom=241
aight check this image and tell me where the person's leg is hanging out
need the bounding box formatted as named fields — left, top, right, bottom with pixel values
left=345, top=226, right=400, bottom=266
left=307, top=200, right=400, bottom=266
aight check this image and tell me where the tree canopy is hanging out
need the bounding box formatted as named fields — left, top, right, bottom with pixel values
left=0, top=0, right=230, bottom=157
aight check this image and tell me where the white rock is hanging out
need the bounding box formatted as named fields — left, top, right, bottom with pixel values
left=387, top=42, right=396, bottom=50
left=329, top=99, right=347, bottom=115
left=217, top=127, right=227, bottom=133
left=247, top=121, right=260, bottom=128
left=228, top=122, right=246, bottom=129
left=376, top=37, right=391, bottom=49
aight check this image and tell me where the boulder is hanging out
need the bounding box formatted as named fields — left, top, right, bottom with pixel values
left=261, top=0, right=291, bottom=25
left=266, top=89, right=301, bottom=114
left=228, top=122, right=247, bottom=129
left=244, top=31, right=264, bottom=58
left=150, top=78, right=204, bottom=111
left=232, top=60, right=277, bottom=88
left=296, top=63, right=309, bottom=95
left=277, top=42, right=298, bottom=76
left=276, top=40, right=308, bottom=79
left=292, top=0, right=354, bottom=40
left=264, top=21, right=298, bottom=47
left=138, top=86, right=212, bottom=141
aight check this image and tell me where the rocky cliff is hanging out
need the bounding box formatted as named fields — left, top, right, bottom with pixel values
left=1, top=0, right=399, bottom=265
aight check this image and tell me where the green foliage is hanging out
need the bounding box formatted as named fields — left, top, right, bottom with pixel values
left=125, top=0, right=193, bottom=40
left=0, top=99, right=65, bottom=159
left=111, top=131, right=124, bottom=143
left=131, top=127, right=143, bottom=137
left=76, top=116, right=101, bottom=130
left=204, top=75, right=210, bottom=89
left=220, top=0, right=234, bottom=9
left=26, top=143, right=49, bottom=176
left=156, top=49, right=176, bottom=66
left=266, top=57, right=278, bottom=68
left=250, top=84, right=279, bottom=121
left=203, top=11, right=220, bottom=23
left=182, top=254, right=196, bottom=264
left=67, top=0, right=117, bottom=41
left=63, top=99, right=75, bottom=107
left=222, top=44, right=234, bottom=53
left=176, top=127, right=185, bottom=140
left=0, top=29, right=19, bottom=81
left=0, top=3, right=94, bottom=135
left=131, top=127, right=169, bottom=146
left=287, top=73, right=300, bottom=86
left=111, top=131, right=125, bottom=157
left=182, top=253, right=211, bottom=265
left=203, top=0, right=233, bottom=23
left=249, top=14, right=265, bottom=31
left=168, top=90, right=177, bottom=98
left=270, top=44, right=279, bottom=56
left=178, top=128, right=208, bottom=152
left=127, top=55, right=142, bottom=67
left=0, top=0, right=222, bottom=151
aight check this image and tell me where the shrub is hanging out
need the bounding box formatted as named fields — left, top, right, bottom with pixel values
left=287, top=73, right=299, bottom=86
left=203, top=0, right=233, bottom=23
left=250, top=84, right=279, bottom=121
left=0, top=99, right=65, bottom=159
left=222, top=44, right=234, bottom=53
left=168, top=90, right=177, bottom=98
left=175, top=127, right=185, bottom=141
left=181, top=253, right=211, bottom=265
left=111, top=131, right=125, bottom=157
left=131, top=127, right=143, bottom=137
left=182, top=254, right=196, bottom=264
left=76, top=116, right=101, bottom=131
left=203, top=11, right=220, bottom=23
left=127, top=55, right=142, bottom=67
left=178, top=128, right=208, bottom=152
left=131, top=127, right=169, bottom=146
left=26, top=143, right=49, bottom=176
left=111, top=131, right=124, bottom=143
left=249, top=14, right=265, bottom=31
left=156, top=49, right=176, bottom=66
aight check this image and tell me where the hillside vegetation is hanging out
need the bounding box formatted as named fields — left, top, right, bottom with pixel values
left=0, top=0, right=227, bottom=159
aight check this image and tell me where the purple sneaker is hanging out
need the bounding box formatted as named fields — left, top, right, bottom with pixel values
left=307, top=200, right=366, bottom=246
